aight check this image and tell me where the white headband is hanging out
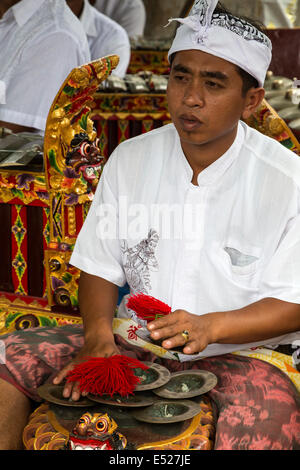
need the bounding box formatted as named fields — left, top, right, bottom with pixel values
left=167, top=0, right=272, bottom=87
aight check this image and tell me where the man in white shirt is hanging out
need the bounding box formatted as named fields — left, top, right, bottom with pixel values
left=92, top=0, right=146, bottom=38
left=0, top=0, right=90, bottom=133
left=0, top=0, right=299, bottom=450
left=67, top=0, right=130, bottom=77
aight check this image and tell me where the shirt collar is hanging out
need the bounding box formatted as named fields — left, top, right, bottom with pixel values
left=177, top=120, right=246, bottom=188
left=12, top=0, right=46, bottom=27
left=80, top=0, right=98, bottom=37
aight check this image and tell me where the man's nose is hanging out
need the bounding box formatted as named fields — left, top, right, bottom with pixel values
left=183, top=82, right=204, bottom=107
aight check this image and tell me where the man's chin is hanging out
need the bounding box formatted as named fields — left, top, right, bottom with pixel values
left=179, top=132, right=212, bottom=148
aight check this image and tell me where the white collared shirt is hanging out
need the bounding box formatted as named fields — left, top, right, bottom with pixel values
left=80, top=0, right=130, bottom=77
left=93, top=0, right=146, bottom=38
left=71, top=121, right=300, bottom=358
left=0, top=0, right=90, bottom=131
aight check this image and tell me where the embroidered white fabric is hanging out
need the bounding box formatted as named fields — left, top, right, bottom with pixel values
left=167, top=0, right=272, bottom=87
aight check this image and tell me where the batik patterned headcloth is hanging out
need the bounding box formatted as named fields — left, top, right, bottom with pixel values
left=167, top=0, right=272, bottom=87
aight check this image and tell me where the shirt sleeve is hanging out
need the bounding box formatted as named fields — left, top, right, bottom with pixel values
left=70, top=147, right=126, bottom=287
left=259, top=193, right=300, bottom=304
left=0, top=31, right=90, bottom=131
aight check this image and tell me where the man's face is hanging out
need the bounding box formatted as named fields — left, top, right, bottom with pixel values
left=167, top=50, right=249, bottom=152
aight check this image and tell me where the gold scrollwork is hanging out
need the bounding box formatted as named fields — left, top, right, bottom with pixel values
left=67, top=206, right=76, bottom=236
left=45, top=249, right=80, bottom=308
left=49, top=257, right=63, bottom=272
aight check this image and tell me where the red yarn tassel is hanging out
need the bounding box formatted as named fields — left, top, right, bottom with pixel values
left=66, top=355, right=149, bottom=397
left=126, top=293, right=171, bottom=323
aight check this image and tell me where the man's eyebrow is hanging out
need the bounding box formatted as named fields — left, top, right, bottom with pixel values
left=200, top=71, right=229, bottom=80
left=172, top=64, right=192, bottom=74
left=172, top=65, right=229, bottom=81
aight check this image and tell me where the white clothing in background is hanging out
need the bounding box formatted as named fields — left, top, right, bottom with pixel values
left=0, top=0, right=90, bottom=131
left=93, top=0, right=146, bottom=37
left=261, top=0, right=298, bottom=27
left=80, top=0, right=130, bottom=77
left=295, top=0, right=300, bottom=25
left=71, top=121, right=300, bottom=360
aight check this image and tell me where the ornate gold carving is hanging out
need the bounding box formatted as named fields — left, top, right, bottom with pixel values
left=44, top=56, right=119, bottom=195
left=0, top=187, right=49, bottom=205
left=266, top=115, right=285, bottom=136
left=0, top=310, right=7, bottom=333
left=44, top=249, right=80, bottom=309
left=67, top=206, right=76, bottom=236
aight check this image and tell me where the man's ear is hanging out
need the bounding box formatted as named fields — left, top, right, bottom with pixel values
left=242, top=87, right=265, bottom=120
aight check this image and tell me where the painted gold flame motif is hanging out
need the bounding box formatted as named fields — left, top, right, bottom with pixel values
left=44, top=55, right=119, bottom=195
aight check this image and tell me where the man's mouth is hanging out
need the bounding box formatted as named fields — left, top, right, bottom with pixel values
left=179, top=114, right=203, bottom=131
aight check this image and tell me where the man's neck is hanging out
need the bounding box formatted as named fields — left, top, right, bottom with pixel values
left=181, top=125, right=238, bottom=186
left=0, top=0, right=20, bottom=20
left=66, top=0, right=84, bottom=18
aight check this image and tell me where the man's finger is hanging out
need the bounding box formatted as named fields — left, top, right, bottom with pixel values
left=53, top=362, right=75, bottom=385
left=62, top=380, right=74, bottom=398
left=150, top=323, right=182, bottom=341
left=183, top=340, right=206, bottom=355
left=162, top=332, right=192, bottom=350
left=61, top=380, right=81, bottom=401
left=148, top=312, right=179, bottom=332
left=70, top=381, right=81, bottom=401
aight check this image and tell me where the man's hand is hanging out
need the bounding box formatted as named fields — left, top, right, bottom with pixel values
left=53, top=338, right=120, bottom=401
left=147, top=299, right=300, bottom=355
left=147, top=309, right=213, bottom=355
left=54, top=272, right=120, bottom=400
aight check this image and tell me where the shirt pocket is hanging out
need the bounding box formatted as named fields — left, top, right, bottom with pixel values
left=220, top=239, right=262, bottom=282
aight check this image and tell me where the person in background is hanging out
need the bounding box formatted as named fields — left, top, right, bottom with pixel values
left=221, top=0, right=299, bottom=28
left=260, top=0, right=298, bottom=28
left=67, top=0, right=130, bottom=78
left=293, top=0, right=300, bottom=25
left=0, top=0, right=90, bottom=134
left=92, top=0, right=146, bottom=38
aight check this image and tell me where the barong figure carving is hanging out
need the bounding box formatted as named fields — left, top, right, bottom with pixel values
left=65, top=132, right=104, bottom=191
left=66, top=412, right=128, bottom=450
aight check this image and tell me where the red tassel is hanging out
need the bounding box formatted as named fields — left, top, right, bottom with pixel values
left=66, top=355, right=149, bottom=397
left=126, top=293, right=171, bottom=323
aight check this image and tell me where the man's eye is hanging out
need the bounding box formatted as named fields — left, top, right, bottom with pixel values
left=205, top=81, right=221, bottom=89
left=174, top=74, right=186, bottom=81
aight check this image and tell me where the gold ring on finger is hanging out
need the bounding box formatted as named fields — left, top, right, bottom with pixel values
left=181, top=330, right=189, bottom=343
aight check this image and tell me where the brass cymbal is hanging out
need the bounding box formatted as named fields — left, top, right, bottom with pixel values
left=153, top=370, right=218, bottom=399
left=37, top=384, right=95, bottom=407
